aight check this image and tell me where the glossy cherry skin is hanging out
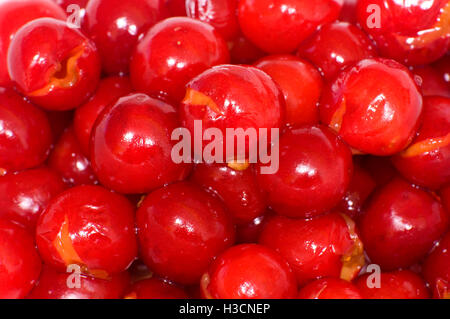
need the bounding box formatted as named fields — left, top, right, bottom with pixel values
left=130, top=17, right=230, bottom=104
left=0, top=167, right=66, bottom=231
left=254, top=55, right=322, bottom=128
left=136, top=182, right=235, bottom=285
left=0, top=0, right=66, bottom=88
left=259, top=213, right=364, bottom=285
left=320, top=58, right=423, bottom=156
left=36, top=185, right=138, bottom=277
left=236, top=211, right=273, bottom=244
left=297, top=22, right=377, bottom=81
left=297, top=278, right=362, bottom=299
left=201, top=244, right=297, bottom=299
left=357, top=0, right=450, bottom=65
left=413, top=65, right=450, bottom=98
left=84, top=0, right=168, bottom=75
left=73, top=76, right=133, bottom=156
left=257, top=125, right=353, bottom=218
left=391, top=96, right=450, bottom=189
left=165, top=0, right=188, bottom=16
left=228, top=34, right=265, bottom=65
left=0, top=219, right=42, bottom=299
left=90, top=93, right=191, bottom=194
left=355, top=270, right=430, bottom=299
left=0, top=88, right=52, bottom=175
left=339, top=0, right=357, bottom=24
left=8, top=18, right=101, bottom=111
left=190, top=163, right=266, bottom=224
left=124, top=278, right=189, bottom=299
left=359, top=178, right=449, bottom=270
left=238, top=0, right=342, bottom=54
left=27, top=266, right=130, bottom=299
left=48, top=127, right=98, bottom=187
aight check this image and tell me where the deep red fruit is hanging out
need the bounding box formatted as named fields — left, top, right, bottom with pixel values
left=73, top=76, right=133, bottom=156
left=201, top=244, right=297, bottom=299
left=48, top=127, right=98, bottom=187
left=355, top=270, right=430, bottom=299
left=130, top=17, right=230, bottom=104
left=238, top=0, right=343, bottom=53
left=27, top=266, right=130, bottom=299
left=298, top=278, right=362, bottom=299
left=360, top=155, right=398, bottom=186
left=392, top=96, right=450, bottom=189
left=228, top=34, right=265, bottom=65
left=432, top=55, right=450, bottom=86
left=297, top=22, right=377, bottom=81
left=124, top=278, right=189, bottom=299
left=90, top=93, right=191, bottom=194
left=259, top=213, right=364, bottom=285
left=84, top=0, right=168, bottom=75
left=320, top=58, right=423, bottom=156
left=165, top=0, right=188, bottom=16
left=36, top=185, right=137, bottom=277
left=357, top=0, right=450, bottom=65
left=359, top=178, right=449, bottom=270
left=339, top=0, right=358, bottom=24
left=442, top=186, right=450, bottom=214
left=0, top=219, right=42, bottom=299
left=0, top=167, right=66, bottom=230
left=257, top=125, right=353, bottom=218
left=136, top=182, right=235, bottom=285
left=413, top=65, right=450, bottom=98
left=0, top=0, right=66, bottom=87
left=46, top=110, right=73, bottom=142
left=254, top=55, right=322, bottom=128
left=8, top=18, right=101, bottom=110
left=236, top=211, right=273, bottom=244
left=0, top=88, right=52, bottom=175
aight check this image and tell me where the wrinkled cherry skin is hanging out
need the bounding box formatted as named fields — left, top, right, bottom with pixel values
left=0, top=0, right=66, bottom=88
left=8, top=18, right=101, bottom=111
left=36, top=185, right=138, bottom=276
left=298, top=278, right=362, bottom=299
left=74, top=76, right=133, bottom=156
left=201, top=244, right=297, bottom=299
left=320, top=58, right=423, bottom=156
left=130, top=17, right=230, bottom=104
left=0, top=88, right=52, bottom=175
left=259, top=213, right=363, bottom=285
left=413, top=65, right=450, bottom=98
left=124, top=278, right=189, bottom=299
left=84, top=0, right=168, bottom=75
left=0, top=219, right=42, bottom=299
left=27, top=266, right=130, bottom=299
left=190, top=163, right=266, bottom=224
left=357, top=0, right=450, bottom=65
left=238, top=0, right=343, bottom=54
left=392, top=96, right=450, bottom=189
left=136, top=182, right=235, bottom=285
left=48, top=127, right=98, bottom=187
left=359, top=178, right=449, bottom=270
left=254, top=55, right=322, bottom=128
left=90, top=93, right=191, bottom=194
left=355, top=270, right=430, bottom=299
left=229, top=34, right=265, bottom=65
left=297, top=22, right=377, bottom=81
left=0, top=168, right=66, bottom=231
left=257, top=126, right=353, bottom=218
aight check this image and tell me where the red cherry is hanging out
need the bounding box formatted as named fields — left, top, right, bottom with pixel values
left=124, top=278, right=189, bottom=299
left=228, top=34, right=265, bottom=65
left=136, top=182, right=235, bottom=285
left=413, top=65, right=450, bottom=98
left=236, top=211, right=273, bottom=244
left=432, top=54, right=450, bottom=86
left=360, top=155, right=398, bottom=186
left=298, top=277, right=362, bottom=299
left=46, top=110, right=74, bottom=142
left=339, top=0, right=358, bottom=24
left=165, top=0, right=188, bottom=17
left=442, top=185, right=450, bottom=214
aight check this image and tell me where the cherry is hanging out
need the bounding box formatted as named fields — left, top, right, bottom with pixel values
left=357, top=0, right=450, bottom=65
left=442, top=185, right=450, bottom=214
left=0, top=88, right=52, bottom=175
left=53, top=0, right=88, bottom=27
left=360, top=155, right=398, bottom=186
left=165, top=0, right=188, bottom=17
left=238, top=0, right=342, bottom=54
left=124, top=278, right=189, bottom=299
left=136, top=182, right=235, bottom=285
left=297, top=22, right=377, bottom=81
left=413, top=65, right=450, bottom=98
left=320, top=58, right=423, bottom=156
left=228, top=34, right=265, bottom=65
left=391, top=96, right=450, bottom=189
left=254, top=54, right=322, bottom=128
left=8, top=18, right=101, bottom=111
left=90, top=93, right=192, bottom=194
left=259, top=213, right=364, bottom=285
left=36, top=185, right=137, bottom=277
left=201, top=244, right=297, bottom=299
left=298, top=278, right=362, bottom=299
left=73, top=76, right=133, bottom=156
left=130, top=17, right=230, bottom=104
left=339, top=0, right=358, bottom=24
left=257, top=125, right=353, bottom=218
left=355, top=270, right=430, bottom=299
left=236, top=211, right=273, bottom=244
left=46, top=110, right=74, bottom=142
left=0, top=167, right=66, bottom=231
left=432, top=55, right=450, bottom=86
left=359, top=178, right=449, bottom=270
left=0, top=219, right=42, bottom=299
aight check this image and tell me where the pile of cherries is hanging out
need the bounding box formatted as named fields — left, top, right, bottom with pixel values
left=0, top=0, right=449, bottom=300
